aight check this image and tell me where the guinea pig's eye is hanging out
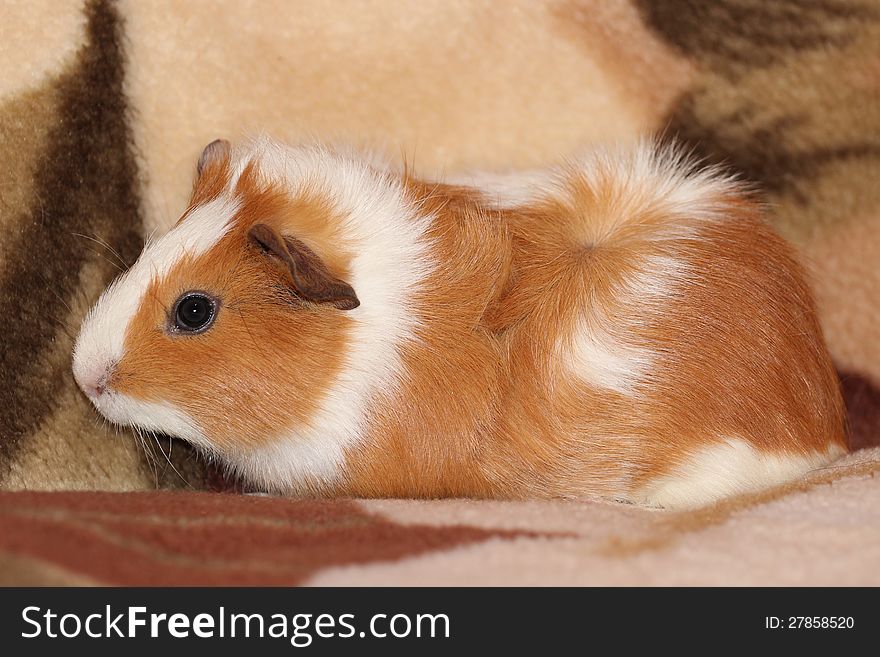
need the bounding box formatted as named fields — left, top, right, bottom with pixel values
left=172, top=292, right=217, bottom=333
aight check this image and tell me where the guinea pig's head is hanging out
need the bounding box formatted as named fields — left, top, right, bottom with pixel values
left=72, top=137, right=431, bottom=491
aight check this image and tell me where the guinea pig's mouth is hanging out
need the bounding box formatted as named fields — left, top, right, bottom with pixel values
left=82, top=387, right=133, bottom=424
left=82, top=388, right=214, bottom=452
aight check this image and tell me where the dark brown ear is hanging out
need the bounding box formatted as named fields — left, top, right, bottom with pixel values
left=248, top=223, right=360, bottom=310
left=197, top=139, right=231, bottom=177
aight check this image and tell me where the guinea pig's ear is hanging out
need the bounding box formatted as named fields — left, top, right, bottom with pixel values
left=247, top=223, right=360, bottom=310
left=197, top=139, right=231, bottom=177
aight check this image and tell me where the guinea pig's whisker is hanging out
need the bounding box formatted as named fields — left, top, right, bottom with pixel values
left=40, top=282, right=75, bottom=315
left=235, top=307, right=270, bottom=361
left=150, top=290, right=170, bottom=316
left=71, top=232, right=129, bottom=271
left=137, top=428, right=159, bottom=486
left=78, top=232, right=130, bottom=270
left=30, top=271, right=76, bottom=322
left=133, top=426, right=160, bottom=488
left=149, top=432, right=194, bottom=490
left=48, top=315, right=76, bottom=341
left=145, top=263, right=171, bottom=315
left=82, top=246, right=125, bottom=274
left=138, top=430, right=159, bottom=484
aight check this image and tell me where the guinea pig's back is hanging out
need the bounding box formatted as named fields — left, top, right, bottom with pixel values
left=492, top=143, right=846, bottom=508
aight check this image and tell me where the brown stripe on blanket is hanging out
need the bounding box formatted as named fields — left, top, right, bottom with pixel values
left=0, top=491, right=537, bottom=585
left=665, top=95, right=880, bottom=205
left=642, top=0, right=880, bottom=216
left=661, top=94, right=880, bottom=206
left=0, top=0, right=210, bottom=487
left=634, top=0, right=877, bottom=75
left=0, top=0, right=139, bottom=468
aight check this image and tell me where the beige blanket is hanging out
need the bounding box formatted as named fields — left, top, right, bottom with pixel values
left=0, top=0, right=877, bottom=584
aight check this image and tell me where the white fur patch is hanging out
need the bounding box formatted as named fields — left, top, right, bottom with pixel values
left=446, top=168, right=558, bottom=209
left=564, top=316, right=653, bottom=396
left=562, top=254, right=688, bottom=395
left=217, top=138, right=435, bottom=493
left=72, top=197, right=240, bottom=407
left=89, top=390, right=212, bottom=450
left=545, top=142, right=733, bottom=395
left=636, top=439, right=846, bottom=509
left=568, top=140, right=738, bottom=222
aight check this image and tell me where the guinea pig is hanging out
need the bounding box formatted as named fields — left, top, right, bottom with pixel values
left=72, top=135, right=847, bottom=508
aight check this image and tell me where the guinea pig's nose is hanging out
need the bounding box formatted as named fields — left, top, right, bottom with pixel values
left=73, top=362, right=115, bottom=400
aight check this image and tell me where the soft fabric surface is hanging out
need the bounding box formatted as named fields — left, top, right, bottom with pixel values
left=1, top=447, right=877, bottom=585
left=1, top=0, right=878, bottom=585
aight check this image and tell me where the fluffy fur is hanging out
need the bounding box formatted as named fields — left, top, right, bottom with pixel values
left=72, top=136, right=847, bottom=507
